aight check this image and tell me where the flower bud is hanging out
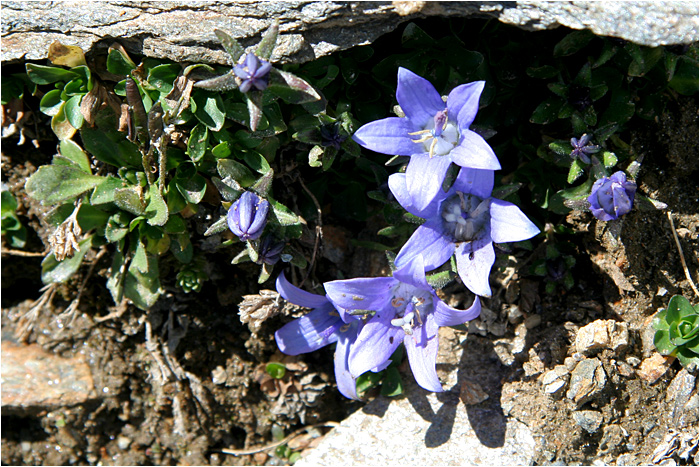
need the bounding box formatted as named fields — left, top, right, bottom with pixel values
left=227, top=191, right=270, bottom=241
left=257, top=235, right=285, bottom=265
left=587, top=171, right=636, bottom=221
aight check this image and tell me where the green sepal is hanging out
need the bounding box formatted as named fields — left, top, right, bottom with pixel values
left=567, top=159, right=586, bottom=184
left=256, top=20, right=279, bottom=60
left=204, top=216, right=229, bottom=236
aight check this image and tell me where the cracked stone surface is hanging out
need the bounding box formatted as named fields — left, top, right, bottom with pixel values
left=2, top=1, right=697, bottom=65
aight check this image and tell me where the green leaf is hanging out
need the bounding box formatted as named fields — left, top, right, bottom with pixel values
left=176, top=173, right=207, bottom=204
left=26, top=165, right=103, bottom=204
left=145, top=184, right=169, bottom=226
left=187, top=123, right=209, bottom=162
left=26, top=63, right=79, bottom=85
left=147, top=64, right=180, bottom=94
left=268, top=69, right=325, bottom=105
left=41, top=236, right=93, bottom=284
left=243, top=152, right=271, bottom=175
left=204, top=215, right=229, bottom=236
left=356, top=371, right=383, bottom=395
left=256, top=20, right=279, bottom=60
left=602, top=151, right=618, bottom=168
left=192, top=91, right=226, bottom=131
left=669, top=56, right=699, bottom=96
left=81, top=127, right=142, bottom=168
left=549, top=179, right=594, bottom=214
left=114, top=187, right=146, bottom=216
left=106, top=46, right=137, bottom=76
left=217, top=159, right=255, bottom=187
left=401, top=22, right=437, bottom=48
left=270, top=200, right=303, bottom=227
left=214, top=29, right=244, bottom=62
left=64, top=95, right=85, bottom=130
left=59, top=139, right=92, bottom=173
left=628, top=46, right=664, bottom=77
left=39, top=89, right=64, bottom=116
left=106, top=246, right=126, bottom=303
left=567, top=159, right=586, bottom=184
left=549, top=141, right=572, bottom=157
left=553, top=30, right=594, bottom=58
left=526, top=65, right=560, bottom=79
left=105, top=211, right=131, bottom=243
left=530, top=97, right=563, bottom=125
left=76, top=204, right=110, bottom=231
left=91, top=176, right=123, bottom=205
left=170, top=233, right=193, bottom=263
left=380, top=367, right=403, bottom=397
left=266, top=362, right=286, bottom=379
left=124, top=241, right=161, bottom=310
left=211, top=141, right=232, bottom=159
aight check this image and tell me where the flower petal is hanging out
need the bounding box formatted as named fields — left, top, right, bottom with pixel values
left=452, top=167, right=494, bottom=199
left=388, top=173, right=444, bottom=219
left=276, top=272, right=330, bottom=309
left=489, top=199, right=540, bottom=243
left=349, top=312, right=403, bottom=377
left=434, top=294, right=481, bottom=327
left=324, top=277, right=395, bottom=311
left=404, top=314, right=442, bottom=392
left=450, top=130, right=501, bottom=170
left=352, top=117, right=420, bottom=156
left=395, top=221, right=455, bottom=272
left=406, top=153, right=453, bottom=212
left=396, top=67, right=445, bottom=125
left=274, top=305, right=342, bottom=355
left=334, top=322, right=360, bottom=400
left=393, top=254, right=431, bottom=291
left=447, top=81, right=485, bottom=131
left=455, top=241, right=495, bottom=297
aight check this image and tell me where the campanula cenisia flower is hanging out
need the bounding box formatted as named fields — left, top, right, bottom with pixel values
left=256, top=235, right=285, bottom=265
left=587, top=171, right=636, bottom=221
left=227, top=191, right=270, bottom=241
left=352, top=67, right=501, bottom=211
left=570, top=134, right=600, bottom=164
left=233, top=53, right=272, bottom=93
left=274, top=272, right=361, bottom=400
left=389, top=168, right=539, bottom=297
left=323, top=256, right=481, bottom=393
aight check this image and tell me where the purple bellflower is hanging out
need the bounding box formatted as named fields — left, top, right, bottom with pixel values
left=323, top=256, right=481, bottom=393
left=352, top=67, right=501, bottom=211
left=274, top=272, right=361, bottom=400
left=234, top=53, right=273, bottom=93
left=587, top=171, right=636, bottom=221
left=256, top=235, right=285, bottom=265
left=389, top=168, right=540, bottom=297
left=570, top=134, right=600, bottom=164
left=227, top=191, right=270, bottom=241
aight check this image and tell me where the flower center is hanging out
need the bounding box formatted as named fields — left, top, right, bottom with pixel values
left=408, top=109, right=460, bottom=157
left=441, top=192, right=490, bottom=243
left=389, top=284, right=433, bottom=335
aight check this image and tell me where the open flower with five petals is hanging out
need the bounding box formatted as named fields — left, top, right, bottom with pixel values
left=274, top=272, right=361, bottom=400
left=323, top=256, right=481, bottom=393
left=389, top=168, right=540, bottom=297
left=352, top=67, right=501, bottom=211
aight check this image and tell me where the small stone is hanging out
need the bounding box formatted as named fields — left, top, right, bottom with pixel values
left=506, top=305, right=523, bottom=324
left=564, top=356, right=578, bottom=371
left=616, top=454, right=637, bottom=466
left=524, top=314, right=541, bottom=329
left=641, top=313, right=661, bottom=357
left=512, top=323, right=528, bottom=356
left=616, top=361, right=635, bottom=378
left=211, top=366, right=227, bottom=385
left=488, top=321, right=507, bottom=337
left=117, top=435, right=132, bottom=450
left=598, top=424, right=627, bottom=456
left=567, top=358, right=607, bottom=405
left=459, top=380, right=489, bottom=405
left=493, top=341, right=515, bottom=366
left=625, top=356, right=641, bottom=368
left=573, top=410, right=603, bottom=434
left=665, top=368, right=697, bottom=426
left=541, top=365, right=570, bottom=398
left=638, top=353, right=675, bottom=383
left=574, top=319, right=629, bottom=355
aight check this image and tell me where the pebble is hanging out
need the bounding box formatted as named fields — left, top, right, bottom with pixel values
left=625, top=356, right=641, bottom=368
left=117, top=435, right=132, bottom=450
left=573, top=410, right=603, bottom=434
left=524, top=314, right=542, bottom=329
left=564, top=356, right=578, bottom=371
left=574, top=319, right=629, bottom=355
left=1, top=339, right=98, bottom=414
left=567, top=358, right=607, bottom=405
left=211, top=366, right=227, bottom=385
left=541, top=365, right=570, bottom=398
left=506, top=305, right=523, bottom=324
left=512, top=323, right=528, bottom=356
left=665, top=368, right=697, bottom=426
left=616, top=360, right=635, bottom=378
left=637, top=353, right=675, bottom=383
left=459, top=380, right=489, bottom=405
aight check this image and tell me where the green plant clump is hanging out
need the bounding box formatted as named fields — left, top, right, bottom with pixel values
left=653, top=295, right=699, bottom=369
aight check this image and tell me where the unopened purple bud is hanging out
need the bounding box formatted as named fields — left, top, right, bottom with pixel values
left=257, top=236, right=285, bottom=265
left=227, top=191, right=270, bottom=240
left=587, top=171, right=636, bottom=221
left=233, top=53, right=272, bottom=93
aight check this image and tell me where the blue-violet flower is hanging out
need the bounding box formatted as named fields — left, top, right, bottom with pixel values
left=389, top=168, right=540, bottom=297
left=323, top=256, right=481, bottom=393
left=256, top=235, right=285, bottom=265
left=274, top=272, right=361, bottom=400
left=352, top=67, right=501, bottom=211
left=570, top=134, right=600, bottom=164
left=587, top=171, right=636, bottom=221
left=227, top=191, right=270, bottom=241
left=233, top=53, right=272, bottom=93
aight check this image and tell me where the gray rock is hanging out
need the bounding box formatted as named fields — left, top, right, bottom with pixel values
left=2, top=1, right=697, bottom=65
left=296, top=390, right=536, bottom=466
left=573, top=410, right=604, bottom=434
left=574, top=319, right=629, bottom=355
left=541, top=365, right=570, bottom=398
left=665, top=368, right=697, bottom=427
left=567, top=358, right=607, bottom=406
left=598, top=424, right=627, bottom=456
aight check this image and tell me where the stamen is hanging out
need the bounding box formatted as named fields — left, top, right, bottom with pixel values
left=429, top=137, right=439, bottom=158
